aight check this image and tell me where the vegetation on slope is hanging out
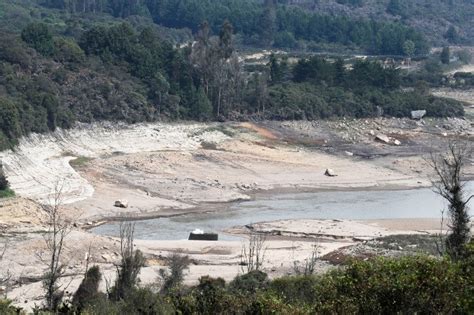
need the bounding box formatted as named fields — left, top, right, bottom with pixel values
left=0, top=19, right=465, bottom=150
left=0, top=163, right=13, bottom=198
left=286, top=0, right=474, bottom=46
left=2, top=242, right=473, bottom=314
left=4, top=0, right=431, bottom=55
left=0, top=0, right=469, bottom=151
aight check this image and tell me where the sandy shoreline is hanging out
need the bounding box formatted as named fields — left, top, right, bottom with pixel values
left=81, top=182, right=440, bottom=229
left=0, top=118, right=472, bottom=310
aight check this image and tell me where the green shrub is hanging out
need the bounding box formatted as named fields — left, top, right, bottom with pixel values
left=313, top=256, right=467, bottom=313
left=0, top=299, right=20, bottom=315
left=158, top=253, right=191, bottom=294
left=249, top=292, right=311, bottom=315
left=194, top=276, right=227, bottom=315
left=0, top=173, right=9, bottom=191
left=229, top=270, right=269, bottom=295
left=269, top=275, right=319, bottom=306
left=21, top=22, right=54, bottom=56
left=73, top=266, right=102, bottom=312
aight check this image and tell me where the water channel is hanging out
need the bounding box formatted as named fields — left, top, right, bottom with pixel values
left=92, top=182, right=474, bottom=241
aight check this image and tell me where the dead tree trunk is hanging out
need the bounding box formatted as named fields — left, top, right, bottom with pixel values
left=41, top=181, right=71, bottom=310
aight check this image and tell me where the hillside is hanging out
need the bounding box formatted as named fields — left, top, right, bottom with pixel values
left=2, top=0, right=431, bottom=54
left=0, top=0, right=469, bottom=151
left=286, top=0, right=474, bottom=46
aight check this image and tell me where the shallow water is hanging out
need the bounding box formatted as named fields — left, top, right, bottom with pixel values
left=92, top=182, right=474, bottom=241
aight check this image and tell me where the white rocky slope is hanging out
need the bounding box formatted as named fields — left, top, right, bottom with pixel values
left=0, top=122, right=229, bottom=204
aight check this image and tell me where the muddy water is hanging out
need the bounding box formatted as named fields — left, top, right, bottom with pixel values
left=92, top=182, right=474, bottom=241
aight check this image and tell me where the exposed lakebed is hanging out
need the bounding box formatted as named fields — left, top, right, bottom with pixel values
left=92, top=182, right=474, bottom=241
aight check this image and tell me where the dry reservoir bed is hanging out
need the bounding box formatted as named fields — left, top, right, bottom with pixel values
left=0, top=118, right=472, bottom=309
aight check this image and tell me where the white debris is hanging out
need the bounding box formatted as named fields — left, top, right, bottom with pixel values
left=375, top=134, right=390, bottom=144
left=114, top=200, right=129, bottom=208
left=324, top=169, right=337, bottom=177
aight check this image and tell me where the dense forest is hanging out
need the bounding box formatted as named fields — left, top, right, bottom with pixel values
left=37, top=0, right=430, bottom=55
left=286, top=0, right=474, bottom=46
left=0, top=0, right=469, bottom=150
left=0, top=17, right=465, bottom=149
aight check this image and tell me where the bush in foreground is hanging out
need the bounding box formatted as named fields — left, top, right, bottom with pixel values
left=8, top=243, right=474, bottom=314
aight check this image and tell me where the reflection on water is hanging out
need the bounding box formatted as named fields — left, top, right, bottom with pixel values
left=92, top=182, right=474, bottom=241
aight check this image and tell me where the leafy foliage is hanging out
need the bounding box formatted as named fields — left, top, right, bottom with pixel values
left=0, top=163, right=10, bottom=192
left=37, top=0, right=430, bottom=55
left=158, top=253, right=191, bottom=294
left=0, top=13, right=464, bottom=151
left=72, top=266, right=102, bottom=312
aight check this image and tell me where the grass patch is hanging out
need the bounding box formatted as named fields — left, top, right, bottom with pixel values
left=192, top=125, right=237, bottom=138
left=201, top=141, right=218, bottom=150
left=0, top=188, right=15, bottom=199
left=69, top=156, right=92, bottom=168
left=369, top=234, right=444, bottom=256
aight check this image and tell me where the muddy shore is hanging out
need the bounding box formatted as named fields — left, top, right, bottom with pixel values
left=0, top=117, right=473, bottom=310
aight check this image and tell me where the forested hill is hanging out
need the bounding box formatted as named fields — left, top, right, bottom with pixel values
left=285, top=0, right=474, bottom=46
left=0, top=0, right=467, bottom=151
left=3, top=0, right=431, bottom=55
left=12, top=0, right=474, bottom=51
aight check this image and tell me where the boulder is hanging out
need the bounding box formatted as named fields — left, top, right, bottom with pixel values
left=324, top=169, right=337, bottom=177
left=375, top=134, right=390, bottom=144
left=411, top=110, right=427, bottom=120
left=114, top=199, right=129, bottom=208
left=393, top=139, right=401, bottom=146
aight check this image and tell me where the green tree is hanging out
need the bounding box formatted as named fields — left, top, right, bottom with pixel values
left=73, top=266, right=102, bottom=312
left=334, top=58, right=346, bottom=85
left=0, top=98, right=21, bottom=142
left=430, top=142, right=472, bottom=260
left=269, top=54, right=283, bottom=84
left=403, top=40, right=416, bottom=58
left=445, top=26, right=459, bottom=44
left=159, top=253, right=191, bottom=294
left=194, top=87, right=213, bottom=121
left=441, top=46, right=450, bottom=64
left=0, top=162, right=9, bottom=191
left=260, top=0, right=277, bottom=47
left=53, top=37, right=85, bottom=64
left=219, top=20, right=234, bottom=59
left=386, top=0, right=404, bottom=16
left=21, top=23, right=55, bottom=56
left=110, top=223, right=145, bottom=301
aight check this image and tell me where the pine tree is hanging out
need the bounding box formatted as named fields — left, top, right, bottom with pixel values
left=194, top=87, right=213, bottom=121
left=441, top=46, right=450, bottom=64
left=219, top=20, right=234, bottom=59
left=445, top=26, right=459, bottom=44
left=386, top=0, right=403, bottom=16
left=269, top=54, right=282, bottom=84
left=260, top=0, right=277, bottom=47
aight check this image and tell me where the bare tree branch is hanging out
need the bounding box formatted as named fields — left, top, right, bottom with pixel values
left=40, top=179, right=72, bottom=311
left=240, top=231, right=267, bottom=274
left=429, top=140, right=472, bottom=260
